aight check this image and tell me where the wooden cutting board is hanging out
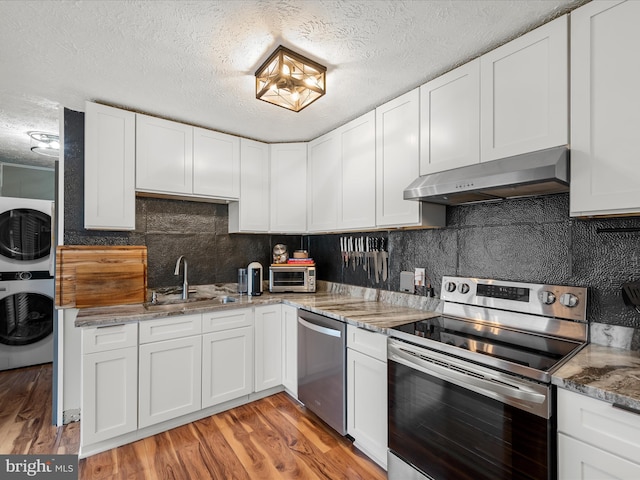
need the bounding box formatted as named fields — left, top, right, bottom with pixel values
left=56, top=246, right=147, bottom=308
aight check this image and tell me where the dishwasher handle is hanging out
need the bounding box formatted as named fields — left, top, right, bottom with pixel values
left=298, top=317, right=342, bottom=338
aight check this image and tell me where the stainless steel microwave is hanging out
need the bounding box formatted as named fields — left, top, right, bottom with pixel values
left=269, top=265, right=316, bottom=293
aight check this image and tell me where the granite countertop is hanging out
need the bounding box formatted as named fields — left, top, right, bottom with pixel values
left=74, top=282, right=640, bottom=410
left=552, top=344, right=640, bottom=412
left=74, top=282, right=441, bottom=332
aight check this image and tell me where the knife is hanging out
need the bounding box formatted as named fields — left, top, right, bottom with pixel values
left=351, top=237, right=356, bottom=270
left=381, top=237, right=389, bottom=282
left=373, top=237, right=379, bottom=283
left=362, top=237, right=367, bottom=272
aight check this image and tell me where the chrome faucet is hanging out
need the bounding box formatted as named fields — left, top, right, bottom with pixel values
left=174, top=255, right=189, bottom=300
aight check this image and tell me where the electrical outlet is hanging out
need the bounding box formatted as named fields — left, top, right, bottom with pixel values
left=400, top=271, right=414, bottom=292
left=414, top=268, right=425, bottom=286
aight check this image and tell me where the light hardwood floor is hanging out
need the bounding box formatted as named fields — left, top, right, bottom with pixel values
left=0, top=364, right=387, bottom=479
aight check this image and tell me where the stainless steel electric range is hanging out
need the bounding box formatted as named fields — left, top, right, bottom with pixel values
left=387, top=276, right=588, bottom=480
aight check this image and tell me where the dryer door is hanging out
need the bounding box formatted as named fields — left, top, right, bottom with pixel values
left=0, top=292, right=53, bottom=345
left=0, top=208, right=51, bottom=262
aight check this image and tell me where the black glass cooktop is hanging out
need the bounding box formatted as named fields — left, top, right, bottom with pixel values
left=392, top=315, right=581, bottom=372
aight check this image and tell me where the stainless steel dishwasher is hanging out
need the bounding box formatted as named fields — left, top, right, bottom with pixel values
left=297, top=309, right=346, bottom=435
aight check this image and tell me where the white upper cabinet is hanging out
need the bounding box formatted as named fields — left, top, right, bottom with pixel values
left=307, top=130, right=340, bottom=232
left=570, top=0, right=640, bottom=217
left=270, top=143, right=307, bottom=233
left=480, top=15, right=568, bottom=161
left=84, top=102, right=136, bottom=230
left=136, top=113, right=193, bottom=195
left=228, top=138, right=270, bottom=233
left=193, top=127, right=240, bottom=199
left=338, top=111, right=376, bottom=230
left=420, top=59, right=481, bottom=175
left=136, top=114, right=240, bottom=201
left=308, top=111, right=377, bottom=233
left=376, top=89, right=446, bottom=228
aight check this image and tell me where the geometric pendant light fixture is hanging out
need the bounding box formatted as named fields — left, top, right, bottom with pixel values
left=255, top=45, right=327, bottom=112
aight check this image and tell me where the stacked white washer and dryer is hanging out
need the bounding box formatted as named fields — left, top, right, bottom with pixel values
left=0, top=196, right=54, bottom=371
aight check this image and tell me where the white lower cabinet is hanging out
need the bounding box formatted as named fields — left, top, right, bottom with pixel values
left=558, top=388, right=640, bottom=479
left=202, top=308, right=254, bottom=408
left=81, top=347, right=138, bottom=446
left=254, top=304, right=283, bottom=392
left=81, top=323, right=138, bottom=447
left=281, top=304, right=298, bottom=397
left=138, top=335, right=202, bottom=428
left=82, top=305, right=393, bottom=466
left=346, top=325, right=387, bottom=469
left=138, top=314, right=203, bottom=429
left=559, top=434, right=640, bottom=479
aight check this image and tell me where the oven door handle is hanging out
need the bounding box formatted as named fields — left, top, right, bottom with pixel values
left=389, top=343, right=547, bottom=408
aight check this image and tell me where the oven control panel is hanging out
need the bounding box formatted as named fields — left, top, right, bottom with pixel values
left=441, top=276, right=587, bottom=322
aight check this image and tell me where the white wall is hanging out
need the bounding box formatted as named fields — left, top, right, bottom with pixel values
left=0, top=163, right=55, bottom=200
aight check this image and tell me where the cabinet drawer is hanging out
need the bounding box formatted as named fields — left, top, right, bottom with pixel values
left=139, top=314, right=202, bottom=344
left=82, top=323, right=138, bottom=354
left=202, top=308, right=253, bottom=333
left=347, top=325, right=387, bottom=362
left=558, top=389, right=640, bottom=464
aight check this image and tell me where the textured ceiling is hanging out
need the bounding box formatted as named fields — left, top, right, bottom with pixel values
left=0, top=0, right=587, bottom=169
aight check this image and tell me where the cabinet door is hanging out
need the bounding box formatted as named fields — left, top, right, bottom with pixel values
left=193, top=127, right=240, bottom=199
left=480, top=15, right=568, bottom=161
left=347, top=348, right=387, bottom=468
left=558, top=388, right=640, bottom=465
left=339, top=111, right=376, bottom=230
left=270, top=143, right=307, bottom=233
left=254, top=304, right=282, bottom=392
left=420, top=60, right=480, bottom=174
left=136, top=113, right=193, bottom=195
left=81, top=346, right=137, bottom=446
left=376, top=89, right=444, bottom=228
left=307, top=131, right=340, bottom=232
left=84, top=102, right=136, bottom=230
left=570, top=0, right=640, bottom=217
left=559, top=433, right=640, bottom=480
left=281, top=304, right=298, bottom=397
left=138, top=336, right=201, bottom=428
left=202, top=326, right=253, bottom=408
left=228, top=139, right=270, bottom=233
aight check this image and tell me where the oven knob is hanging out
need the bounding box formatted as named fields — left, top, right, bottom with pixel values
left=445, top=282, right=456, bottom=292
left=560, top=293, right=579, bottom=308
left=458, top=283, right=470, bottom=294
left=540, top=291, right=556, bottom=305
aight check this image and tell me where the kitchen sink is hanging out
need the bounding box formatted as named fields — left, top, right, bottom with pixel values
left=143, top=295, right=237, bottom=311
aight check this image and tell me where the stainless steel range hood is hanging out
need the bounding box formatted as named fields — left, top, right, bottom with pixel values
left=404, top=146, right=569, bottom=205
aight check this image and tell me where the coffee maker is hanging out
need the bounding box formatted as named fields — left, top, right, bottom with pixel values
left=247, top=261, right=263, bottom=296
